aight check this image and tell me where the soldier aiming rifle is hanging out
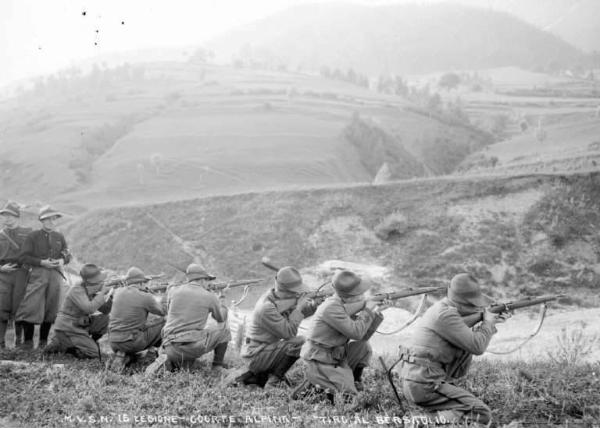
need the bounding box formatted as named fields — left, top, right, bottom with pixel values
left=396, top=273, right=564, bottom=425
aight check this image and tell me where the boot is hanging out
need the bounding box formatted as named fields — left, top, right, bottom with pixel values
left=19, top=321, right=35, bottom=350
left=353, top=364, right=366, bottom=392
left=211, top=342, right=229, bottom=369
left=0, top=321, right=7, bottom=349
left=14, top=321, right=23, bottom=346
left=39, top=322, right=52, bottom=349
left=265, top=355, right=299, bottom=388
left=108, top=351, right=131, bottom=373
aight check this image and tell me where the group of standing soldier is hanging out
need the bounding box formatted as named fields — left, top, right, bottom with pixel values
left=0, top=199, right=507, bottom=426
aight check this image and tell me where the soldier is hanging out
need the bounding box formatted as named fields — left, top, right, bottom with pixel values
left=397, top=273, right=507, bottom=425
left=227, top=266, right=315, bottom=388
left=15, top=205, right=71, bottom=349
left=0, top=201, right=32, bottom=348
left=43, top=264, right=112, bottom=358
left=298, top=270, right=383, bottom=402
left=108, top=267, right=166, bottom=371
left=161, top=264, right=231, bottom=371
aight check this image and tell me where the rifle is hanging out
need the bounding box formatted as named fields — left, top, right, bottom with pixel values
left=104, top=274, right=165, bottom=290
left=445, top=294, right=565, bottom=376
left=206, top=278, right=264, bottom=292
left=461, top=294, right=565, bottom=328
left=369, top=286, right=447, bottom=304
left=356, top=286, right=447, bottom=340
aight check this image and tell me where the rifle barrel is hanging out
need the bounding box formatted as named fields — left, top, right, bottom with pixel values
left=462, top=294, right=564, bottom=326
left=370, top=286, right=447, bottom=302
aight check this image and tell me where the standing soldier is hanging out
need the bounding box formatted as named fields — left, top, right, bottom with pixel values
left=43, top=264, right=112, bottom=358
left=227, top=266, right=315, bottom=388
left=397, top=273, right=507, bottom=425
left=15, top=205, right=71, bottom=349
left=108, top=267, right=166, bottom=372
left=0, top=202, right=32, bottom=348
left=160, top=264, right=231, bottom=371
left=298, top=270, right=383, bottom=402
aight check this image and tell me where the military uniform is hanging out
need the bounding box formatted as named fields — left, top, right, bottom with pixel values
left=44, top=278, right=109, bottom=358
left=301, top=294, right=376, bottom=395
left=163, top=267, right=231, bottom=370
left=398, top=274, right=499, bottom=425
left=16, top=211, right=71, bottom=348
left=0, top=225, right=31, bottom=347
left=109, top=286, right=166, bottom=356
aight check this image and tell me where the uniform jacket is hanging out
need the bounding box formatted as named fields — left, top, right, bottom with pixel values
left=163, top=282, right=225, bottom=343
left=242, top=289, right=304, bottom=357
left=301, top=295, right=376, bottom=365
left=401, top=298, right=496, bottom=384
left=54, top=282, right=107, bottom=335
left=0, top=226, right=32, bottom=265
left=19, top=229, right=70, bottom=267
left=109, top=286, right=165, bottom=342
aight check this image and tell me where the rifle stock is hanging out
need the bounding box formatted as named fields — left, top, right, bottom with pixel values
left=461, top=294, right=565, bottom=327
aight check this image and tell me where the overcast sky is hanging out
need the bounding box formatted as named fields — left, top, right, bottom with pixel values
left=1, top=0, right=343, bottom=88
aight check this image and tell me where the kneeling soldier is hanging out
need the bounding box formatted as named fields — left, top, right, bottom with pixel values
left=299, top=270, right=382, bottom=401
left=108, top=267, right=166, bottom=371
left=43, top=264, right=112, bottom=358
left=230, top=266, right=315, bottom=388
left=398, top=273, right=506, bottom=425
left=162, top=264, right=231, bottom=371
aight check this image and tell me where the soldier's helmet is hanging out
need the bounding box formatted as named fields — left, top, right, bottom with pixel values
left=125, top=266, right=152, bottom=284
left=0, top=201, right=20, bottom=217
left=332, top=270, right=370, bottom=298
left=80, top=264, right=108, bottom=285
left=186, top=264, right=216, bottom=281
left=275, top=266, right=310, bottom=294
left=448, top=273, right=491, bottom=308
left=38, top=205, right=63, bottom=221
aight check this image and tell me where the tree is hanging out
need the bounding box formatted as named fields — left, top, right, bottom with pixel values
left=438, top=72, right=461, bottom=90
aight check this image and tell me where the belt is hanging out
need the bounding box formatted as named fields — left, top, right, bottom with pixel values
left=398, top=351, right=442, bottom=370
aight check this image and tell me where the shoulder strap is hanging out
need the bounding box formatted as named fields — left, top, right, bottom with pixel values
left=0, top=229, right=20, bottom=250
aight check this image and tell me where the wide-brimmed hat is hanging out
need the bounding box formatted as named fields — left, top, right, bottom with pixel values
left=275, top=266, right=310, bottom=294
left=448, top=273, right=491, bottom=308
left=125, top=266, right=152, bottom=284
left=186, top=264, right=216, bottom=281
left=332, top=270, right=370, bottom=298
left=0, top=201, right=20, bottom=217
left=80, top=264, right=108, bottom=285
left=39, top=205, right=63, bottom=221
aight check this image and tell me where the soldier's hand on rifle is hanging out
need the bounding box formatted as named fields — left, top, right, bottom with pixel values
left=0, top=263, right=18, bottom=272
left=365, top=300, right=383, bottom=313
left=483, top=309, right=508, bottom=325
left=496, top=312, right=511, bottom=324
left=297, top=295, right=314, bottom=317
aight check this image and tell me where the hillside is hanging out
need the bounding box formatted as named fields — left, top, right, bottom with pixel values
left=455, top=0, right=600, bottom=53
left=208, top=2, right=583, bottom=75
left=65, top=171, right=600, bottom=310
left=0, top=62, right=489, bottom=211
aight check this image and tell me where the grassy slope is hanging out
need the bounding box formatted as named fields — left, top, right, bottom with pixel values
left=1, top=349, right=598, bottom=427
left=65, top=171, right=600, bottom=311
left=0, top=63, right=487, bottom=210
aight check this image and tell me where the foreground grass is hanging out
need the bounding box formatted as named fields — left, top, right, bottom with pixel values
left=1, top=349, right=598, bottom=428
